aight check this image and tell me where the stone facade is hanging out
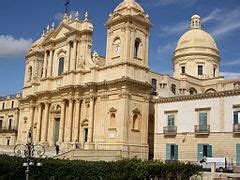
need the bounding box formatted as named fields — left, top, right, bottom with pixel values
left=0, top=94, right=20, bottom=146
left=17, top=0, right=152, bottom=160
left=0, top=0, right=239, bottom=162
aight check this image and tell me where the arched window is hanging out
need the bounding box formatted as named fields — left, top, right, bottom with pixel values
left=133, top=114, right=139, bottom=130
left=171, top=84, right=176, bottom=95
left=81, top=120, right=89, bottom=143
left=189, top=87, right=197, bottom=95
left=134, top=38, right=141, bottom=58
left=151, top=78, right=157, bottom=91
left=205, top=88, right=217, bottom=94
left=28, top=66, right=32, bottom=82
left=8, top=118, right=12, bottom=130
left=58, top=57, right=64, bottom=75
left=110, top=113, right=116, bottom=127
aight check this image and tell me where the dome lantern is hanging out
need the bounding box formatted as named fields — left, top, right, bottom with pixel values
left=191, top=14, right=201, bottom=29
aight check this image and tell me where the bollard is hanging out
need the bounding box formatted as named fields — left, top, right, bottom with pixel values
left=211, top=162, right=216, bottom=173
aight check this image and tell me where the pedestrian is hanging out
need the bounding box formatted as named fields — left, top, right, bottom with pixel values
left=55, top=144, right=60, bottom=155
left=75, top=140, right=79, bottom=149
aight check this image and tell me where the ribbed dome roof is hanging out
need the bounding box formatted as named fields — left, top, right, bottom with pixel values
left=114, top=0, right=144, bottom=13
left=175, top=15, right=218, bottom=52
left=175, top=29, right=218, bottom=51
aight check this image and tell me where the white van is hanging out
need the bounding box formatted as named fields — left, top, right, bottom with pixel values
left=198, top=157, right=233, bottom=172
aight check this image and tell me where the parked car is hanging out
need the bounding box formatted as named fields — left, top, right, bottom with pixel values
left=197, top=157, right=233, bottom=172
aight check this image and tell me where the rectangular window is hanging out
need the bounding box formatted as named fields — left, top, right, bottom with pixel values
left=84, top=128, right=88, bottom=142
left=151, top=79, right=157, bottom=91
left=58, top=58, right=65, bottom=76
left=166, top=144, right=178, bottom=160
left=198, top=65, right=203, bottom=75
left=199, top=112, right=207, bottom=129
left=2, top=102, right=5, bottom=110
left=167, top=115, right=175, bottom=126
left=8, top=119, right=12, bottom=130
left=6, top=137, right=10, bottom=146
left=234, top=111, right=240, bottom=124
left=0, top=120, right=2, bottom=129
left=213, top=67, right=216, bottom=77
left=181, top=66, right=185, bottom=74
left=198, top=144, right=212, bottom=161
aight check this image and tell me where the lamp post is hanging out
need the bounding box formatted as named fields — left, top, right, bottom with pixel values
left=14, top=128, right=45, bottom=180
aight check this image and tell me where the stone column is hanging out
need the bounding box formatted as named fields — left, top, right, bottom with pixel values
left=67, top=42, right=71, bottom=71
left=66, top=98, right=74, bottom=142
left=36, top=103, right=43, bottom=142
left=59, top=100, right=66, bottom=142
left=73, top=99, right=81, bottom=142
left=29, top=101, right=35, bottom=129
left=120, top=86, right=130, bottom=144
left=47, top=50, right=53, bottom=77
left=71, top=41, right=77, bottom=71
left=41, top=102, right=49, bottom=142
left=88, top=96, right=95, bottom=143
left=43, top=51, right=48, bottom=77
left=14, top=110, right=19, bottom=130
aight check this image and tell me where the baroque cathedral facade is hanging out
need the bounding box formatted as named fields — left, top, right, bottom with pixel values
left=0, top=0, right=240, bottom=163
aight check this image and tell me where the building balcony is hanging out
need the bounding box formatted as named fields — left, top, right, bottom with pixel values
left=163, top=126, right=177, bottom=135
left=0, top=128, right=18, bottom=134
left=195, top=125, right=210, bottom=135
left=233, top=124, right=240, bottom=134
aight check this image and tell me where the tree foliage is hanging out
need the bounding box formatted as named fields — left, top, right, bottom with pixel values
left=0, top=155, right=202, bottom=180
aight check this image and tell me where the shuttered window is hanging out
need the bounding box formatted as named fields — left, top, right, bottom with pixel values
left=166, top=144, right=178, bottom=160
left=199, top=112, right=207, bottom=126
left=197, top=144, right=212, bottom=161
left=167, top=115, right=175, bottom=126
left=237, top=144, right=240, bottom=166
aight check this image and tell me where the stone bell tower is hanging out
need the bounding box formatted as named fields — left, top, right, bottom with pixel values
left=105, top=0, right=152, bottom=69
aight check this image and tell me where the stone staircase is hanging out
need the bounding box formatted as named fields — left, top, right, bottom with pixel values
left=54, top=149, right=126, bottom=161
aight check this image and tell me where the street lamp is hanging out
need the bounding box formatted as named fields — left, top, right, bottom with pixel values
left=14, top=128, right=45, bottom=180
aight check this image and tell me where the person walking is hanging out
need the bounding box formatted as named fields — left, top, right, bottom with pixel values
left=55, top=144, right=60, bottom=155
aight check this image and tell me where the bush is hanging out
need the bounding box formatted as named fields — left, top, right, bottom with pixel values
left=0, top=155, right=202, bottom=180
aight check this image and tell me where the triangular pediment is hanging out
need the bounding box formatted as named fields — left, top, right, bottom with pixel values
left=43, top=23, right=75, bottom=43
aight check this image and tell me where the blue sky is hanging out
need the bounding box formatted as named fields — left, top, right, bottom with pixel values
left=0, top=0, right=240, bottom=95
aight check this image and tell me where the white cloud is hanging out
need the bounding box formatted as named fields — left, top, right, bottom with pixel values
left=220, top=72, right=240, bottom=79
left=210, top=7, right=240, bottom=38
left=157, top=42, right=176, bottom=55
left=202, top=9, right=222, bottom=23
left=150, top=0, right=197, bottom=7
left=0, top=35, right=32, bottom=59
left=160, top=21, right=188, bottom=36
left=222, top=59, right=240, bottom=66
left=159, top=7, right=240, bottom=39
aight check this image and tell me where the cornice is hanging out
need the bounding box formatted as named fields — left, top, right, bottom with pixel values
left=101, top=61, right=149, bottom=71
left=154, top=89, right=240, bottom=103
left=105, top=14, right=152, bottom=29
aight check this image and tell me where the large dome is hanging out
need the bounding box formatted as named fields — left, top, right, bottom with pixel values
left=173, top=15, right=220, bottom=80
left=175, top=15, right=218, bottom=52
left=175, top=29, right=218, bottom=51
left=114, top=0, right=144, bottom=13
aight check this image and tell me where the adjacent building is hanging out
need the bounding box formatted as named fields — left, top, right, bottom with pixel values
left=152, top=15, right=240, bottom=165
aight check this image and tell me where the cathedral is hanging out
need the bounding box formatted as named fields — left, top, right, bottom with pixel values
left=0, top=0, right=240, bottom=163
